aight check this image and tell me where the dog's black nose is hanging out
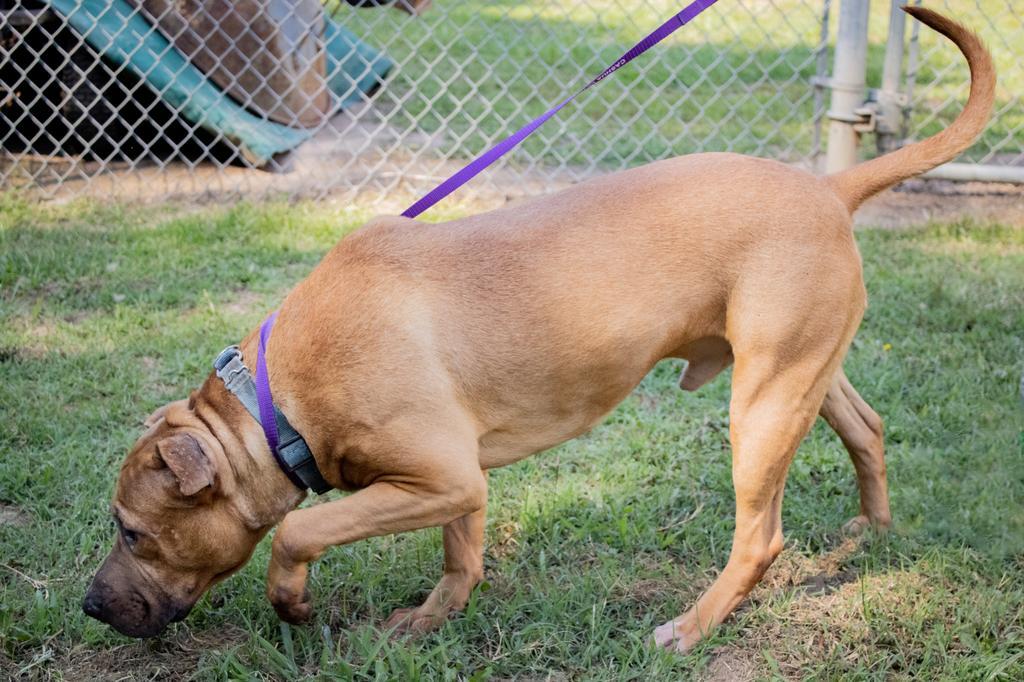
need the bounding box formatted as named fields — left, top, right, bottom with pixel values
left=82, top=590, right=105, bottom=620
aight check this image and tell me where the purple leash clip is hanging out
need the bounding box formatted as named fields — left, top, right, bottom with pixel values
left=402, top=0, right=719, bottom=219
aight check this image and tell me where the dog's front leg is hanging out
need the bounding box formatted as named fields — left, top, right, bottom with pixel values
left=267, top=467, right=487, bottom=624
left=384, top=472, right=488, bottom=634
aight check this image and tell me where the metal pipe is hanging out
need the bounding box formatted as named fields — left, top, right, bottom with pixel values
left=922, top=163, right=1024, bottom=184
left=901, top=0, right=924, bottom=140
left=876, top=0, right=907, bottom=153
left=811, top=0, right=833, bottom=166
left=825, top=0, right=872, bottom=174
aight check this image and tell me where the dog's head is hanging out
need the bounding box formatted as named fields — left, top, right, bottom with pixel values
left=82, top=395, right=270, bottom=638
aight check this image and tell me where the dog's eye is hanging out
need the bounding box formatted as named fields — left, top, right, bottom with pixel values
left=121, top=527, right=139, bottom=548
left=113, top=514, right=140, bottom=550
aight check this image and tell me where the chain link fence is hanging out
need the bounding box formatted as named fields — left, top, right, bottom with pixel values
left=1, top=1, right=1020, bottom=206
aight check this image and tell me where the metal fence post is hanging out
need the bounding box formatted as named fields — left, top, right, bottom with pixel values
left=810, top=0, right=833, bottom=162
left=876, top=0, right=907, bottom=154
left=825, top=0, right=871, bottom=174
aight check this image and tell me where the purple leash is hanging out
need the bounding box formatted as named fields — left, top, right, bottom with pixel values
left=256, top=311, right=280, bottom=455
left=253, top=0, right=718, bottom=471
left=402, top=0, right=719, bottom=218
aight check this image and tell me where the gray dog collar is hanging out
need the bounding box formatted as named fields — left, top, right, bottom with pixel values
left=213, top=346, right=331, bottom=494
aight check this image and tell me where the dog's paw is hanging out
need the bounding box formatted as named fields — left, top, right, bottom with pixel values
left=842, top=514, right=871, bottom=536
left=382, top=606, right=447, bottom=637
left=270, top=586, right=314, bottom=625
left=652, top=619, right=693, bottom=653
left=842, top=513, right=890, bottom=537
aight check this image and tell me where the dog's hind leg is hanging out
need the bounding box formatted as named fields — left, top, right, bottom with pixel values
left=654, top=349, right=844, bottom=651
left=384, top=474, right=487, bottom=634
left=655, top=269, right=862, bottom=652
left=819, top=371, right=891, bottom=534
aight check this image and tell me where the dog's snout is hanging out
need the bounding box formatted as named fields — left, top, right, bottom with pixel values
left=82, top=568, right=187, bottom=638
left=82, top=588, right=106, bottom=620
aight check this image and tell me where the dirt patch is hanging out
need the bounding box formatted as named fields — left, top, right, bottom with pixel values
left=487, top=521, right=522, bottom=561
left=0, top=653, right=21, bottom=681
left=701, top=648, right=758, bottom=682
left=755, top=537, right=863, bottom=595
left=613, top=577, right=675, bottom=605
left=492, top=674, right=570, bottom=682
left=856, top=180, right=1024, bottom=229
left=15, top=626, right=248, bottom=681
left=692, top=537, right=869, bottom=679
left=221, top=289, right=264, bottom=317
left=633, top=392, right=662, bottom=413
left=29, top=320, right=58, bottom=338
left=740, top=568, right=943, bottom=680
left=796, top=568, right=859, bottom=597
left=0, top=344, right=50, bottom=363
left=698, top=534, right=969, bottom=680
left=0, top=503, right=31, bottom=528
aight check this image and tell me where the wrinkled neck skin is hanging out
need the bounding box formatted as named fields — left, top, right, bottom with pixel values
left=194, top=366, right=306, bottom=532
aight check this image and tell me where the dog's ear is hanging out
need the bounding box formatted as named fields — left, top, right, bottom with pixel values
left=155, top=433, right=216, bottom=497
left=143, top=399, right=188, bottom=428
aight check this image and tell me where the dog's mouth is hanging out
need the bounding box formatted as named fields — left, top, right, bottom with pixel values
left=84, top=592, right=195, bottom=638
left=169, top=600, right=194, bottom=623
left=83, top=568, right=198, bottom=638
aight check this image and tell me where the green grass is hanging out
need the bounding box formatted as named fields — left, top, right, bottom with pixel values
left=1, top=195, right=1022, bottom=680
left=326, top=0, right=1022, bottom=168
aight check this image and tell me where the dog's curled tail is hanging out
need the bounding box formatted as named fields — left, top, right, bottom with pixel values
left=826, top=7, right=996, bottom=212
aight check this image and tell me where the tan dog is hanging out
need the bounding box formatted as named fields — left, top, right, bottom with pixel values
left=84, top=7, right=993, bottom=650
